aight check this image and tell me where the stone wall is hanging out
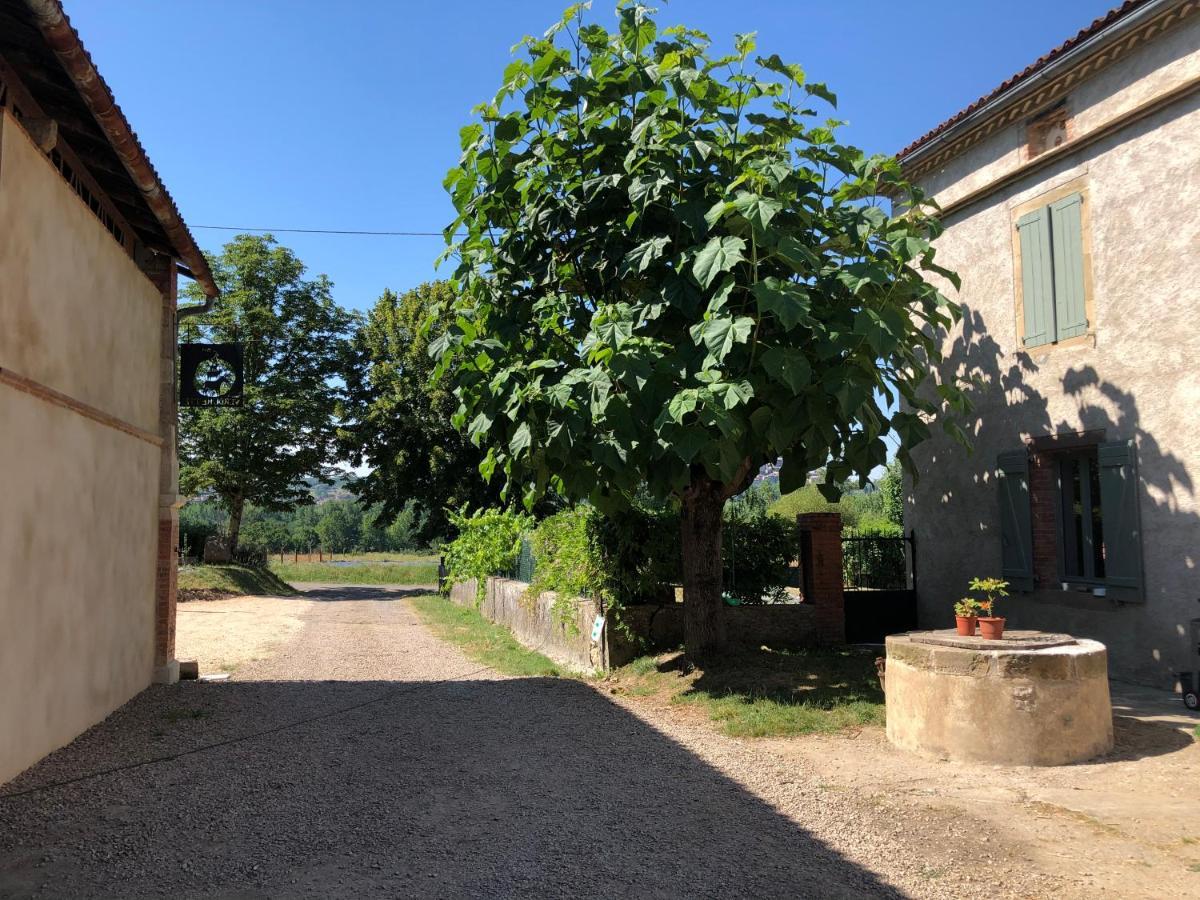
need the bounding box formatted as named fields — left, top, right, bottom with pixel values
left=448, top=577, right=818, bottom=672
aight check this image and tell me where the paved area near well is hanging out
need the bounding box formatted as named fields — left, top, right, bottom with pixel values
left=0, top=588, right=912, bottom=900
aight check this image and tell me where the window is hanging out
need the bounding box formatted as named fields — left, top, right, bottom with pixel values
left=1058, top=450, right=1105, bottom=581
left=996, top=441, right=1142, bottom=597
left=1014, top=189, right=1090, bottom=348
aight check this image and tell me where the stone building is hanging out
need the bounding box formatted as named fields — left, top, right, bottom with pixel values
left=0, top=0, right=216, bottom=783
left=900, top=0, right=1200, bottom=687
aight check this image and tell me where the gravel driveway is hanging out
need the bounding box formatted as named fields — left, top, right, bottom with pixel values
left=0, top=587, right=1051, bottom=899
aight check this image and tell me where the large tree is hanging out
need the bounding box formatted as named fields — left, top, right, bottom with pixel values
left=179, top=234, right=354, bottom=553
left=432, top=3, right=966, bottom=656
left=340, top=282, right=504, bottom=540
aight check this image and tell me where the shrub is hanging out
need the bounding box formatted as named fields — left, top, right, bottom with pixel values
left=527, top=508, right=600, bottom=601
left=723, top=512, right=796, bottom=604
left=442, top=506, right=532, bottom=599
left=879, top=458, right=904, bottom=527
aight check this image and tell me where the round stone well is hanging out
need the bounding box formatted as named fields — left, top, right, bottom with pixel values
left=885, top=630, right=1113, bottom=766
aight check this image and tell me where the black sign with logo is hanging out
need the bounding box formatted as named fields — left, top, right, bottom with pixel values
left=180, top=343, right=244, bottom=407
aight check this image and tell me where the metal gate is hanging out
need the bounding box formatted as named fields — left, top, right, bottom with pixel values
left=842, top=531, right=917, bottom=644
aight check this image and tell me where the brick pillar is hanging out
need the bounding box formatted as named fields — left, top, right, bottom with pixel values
left=149, top=258, right=180, bottom=684
left=797, top=512, right=845, bottom=645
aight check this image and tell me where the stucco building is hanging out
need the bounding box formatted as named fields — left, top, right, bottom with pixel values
left=0, top=0, right=216, bottom=784
left=901, top=0, right=1200, bottom=688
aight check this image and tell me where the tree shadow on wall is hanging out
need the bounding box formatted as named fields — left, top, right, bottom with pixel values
left=923, top=305, right=1200, bottom=686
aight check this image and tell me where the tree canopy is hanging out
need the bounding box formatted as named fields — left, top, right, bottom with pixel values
left=340, top=282, right=505, bottom=540
left=431, top=3, right=965, bottom=653
left=179, top=234, right=354, bottom=552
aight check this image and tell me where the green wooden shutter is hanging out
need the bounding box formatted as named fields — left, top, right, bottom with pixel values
left=997, top=450, right=1034, bottom=591
left=1049, top=193, right=1088, bottom=340
left=1098, top=439, right=1142, bottom=591
left=1016, top=207, right=1054, bottom=348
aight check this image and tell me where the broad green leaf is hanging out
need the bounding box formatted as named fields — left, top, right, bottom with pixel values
left=732, top=192, right=782, bottom=231
left=621, top=236, right=670, bottom=275
left=692, top=236, right=746, bottom=288
left=710, top=380, right=754, bottom=410
left=509, top=422, right=532, bottom=457
left=751, top=278, right=812, bottom=328
left=688, top=315, right=753, bottom=363
left=761, top=347, right=811, bottom=393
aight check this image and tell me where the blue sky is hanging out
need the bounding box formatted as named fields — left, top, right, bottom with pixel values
left=69, top=0, right=1116, bottom=313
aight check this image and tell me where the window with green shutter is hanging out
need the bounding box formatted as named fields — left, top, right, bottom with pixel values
left=999, top=438, right=1143, bottom=598
left=997, top=450, right=1034, bottom=592
left=1016, top=191, right=1089, bottom=347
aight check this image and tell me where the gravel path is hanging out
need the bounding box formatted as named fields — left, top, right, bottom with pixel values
left=0, top=588, right=1055, bottom=899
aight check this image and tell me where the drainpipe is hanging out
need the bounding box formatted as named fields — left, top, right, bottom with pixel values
left=176, top=264, right=215, bottom=319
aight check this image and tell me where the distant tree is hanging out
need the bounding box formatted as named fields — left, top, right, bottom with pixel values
left=289, top=504, right=321, bottom=552
left=239, top=512, right=290, bottom=553
left=434, top=4, right=965, bottom=655
left=316, top=500, right=361, bottom=554
left=179, top=235, right=354, bottom=553
left=340, top=283, right=504, bottom=541
left=385, top=499, right=430, bottom=551
left=358, top=503, right=389, bottom=552
left=726, top=478, right=780, bottom=521
left=879, top=457, right=904, bottom=528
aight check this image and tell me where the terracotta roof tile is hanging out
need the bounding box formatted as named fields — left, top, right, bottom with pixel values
left=897, top=0, right=1150, bottom=160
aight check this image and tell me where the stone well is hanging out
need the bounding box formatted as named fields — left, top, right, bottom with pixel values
left=885, top=630, right=1113, bottom=766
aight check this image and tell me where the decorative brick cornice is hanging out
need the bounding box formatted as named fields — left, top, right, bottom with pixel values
left=902, top=0, right=1199, bottom=180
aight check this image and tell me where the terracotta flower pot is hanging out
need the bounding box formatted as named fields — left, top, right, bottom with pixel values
left=978, top=617, right=1006, bottom=640
left=954, top=615, right=978, bottom=636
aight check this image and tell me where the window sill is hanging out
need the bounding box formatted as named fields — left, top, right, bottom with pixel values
left=1027, top=583, right=1143, bottom=608
left=1021, top=332, right=1096, bottom=356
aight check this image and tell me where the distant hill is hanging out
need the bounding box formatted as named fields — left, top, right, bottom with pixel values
left=305, top=476, right=356, bottom=503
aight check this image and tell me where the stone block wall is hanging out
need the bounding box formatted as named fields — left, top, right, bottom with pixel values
left=448, top=577, right=819, bottom=672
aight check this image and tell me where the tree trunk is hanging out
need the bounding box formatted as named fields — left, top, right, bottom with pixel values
left=680, top=478, right=728, bottom=659
left=227, top=495, right=245, bottom=556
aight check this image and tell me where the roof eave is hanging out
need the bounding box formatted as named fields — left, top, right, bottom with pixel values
left=21, top=0, right=218, bottom=298
left=898, top=0, right=1179, bottom=174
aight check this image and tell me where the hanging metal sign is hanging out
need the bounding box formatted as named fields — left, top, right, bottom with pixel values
left=179, top=343, right=244, bottom=407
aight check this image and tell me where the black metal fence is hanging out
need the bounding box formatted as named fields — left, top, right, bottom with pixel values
left=842, top=531, right=914, bottom=591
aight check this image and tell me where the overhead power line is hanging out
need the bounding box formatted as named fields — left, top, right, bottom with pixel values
left=192, top=224, right=449, bottom=236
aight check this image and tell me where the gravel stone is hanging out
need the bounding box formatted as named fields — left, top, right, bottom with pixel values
left=0, top=588, right=1060, bottom=898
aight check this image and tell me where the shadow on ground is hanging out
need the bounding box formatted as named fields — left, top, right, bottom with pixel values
left=662, top=646, right=885, bottom=709
left=0, top=678, right=897, bottom=899
left=290, top=583, right=435, bottom=602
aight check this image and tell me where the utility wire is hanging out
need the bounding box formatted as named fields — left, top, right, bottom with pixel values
left=192, top=224, right=454, bottom=237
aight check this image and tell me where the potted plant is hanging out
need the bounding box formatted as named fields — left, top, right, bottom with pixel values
left=971, top=577, right=1010, bottom=639
left=953, top=597, right=981, bottom=636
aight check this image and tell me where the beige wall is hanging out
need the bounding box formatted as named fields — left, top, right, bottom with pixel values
left=907, top=21, right=1200, bottom=688
left=0, top=113, right=162, bottom=433
left=0, top=111, right=165, bottom=784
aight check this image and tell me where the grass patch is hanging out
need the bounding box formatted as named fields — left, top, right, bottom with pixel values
left=409, top=594, right=563, bottom=678
left=612, top=646, right=885, bottom=738
left=178, top=564, right=297, bottom=599
left=269, top=555, right=439, bottom=585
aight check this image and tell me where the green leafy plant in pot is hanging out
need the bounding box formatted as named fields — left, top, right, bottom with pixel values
left=970, top=577, right=1009, bottom=639
left=953, top=597, right=981, bottom=636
